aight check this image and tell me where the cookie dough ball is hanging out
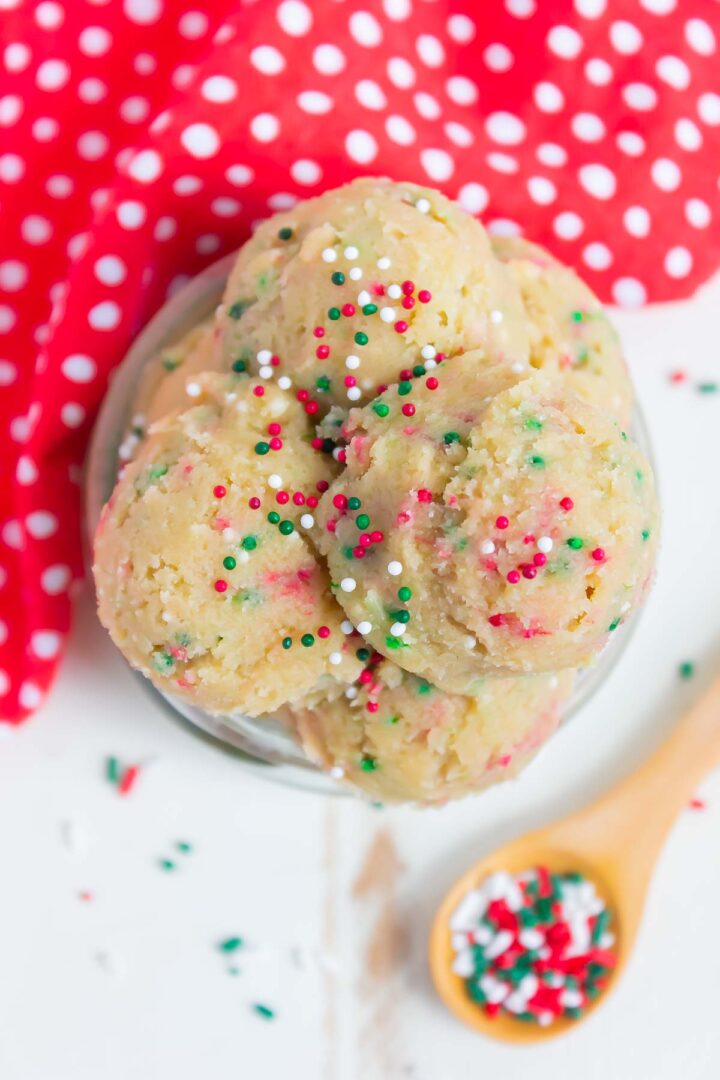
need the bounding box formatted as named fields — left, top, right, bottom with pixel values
left=493, top=236, right=633, bottom=425
left=220, top=177, right=529, bottom=410
left=284, top=660, right=574, bottom=803
left=94, top=376, right=361, bottom=717
left=317, top=356, right=658, bottom=688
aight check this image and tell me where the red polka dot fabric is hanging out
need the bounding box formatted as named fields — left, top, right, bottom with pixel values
left=1, top=0, right=718, bottom=722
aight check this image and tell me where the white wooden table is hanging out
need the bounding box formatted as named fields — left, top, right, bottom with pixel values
left=1, top=276, right=719, bottom=1080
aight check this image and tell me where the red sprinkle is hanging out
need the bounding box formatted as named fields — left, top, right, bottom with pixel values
left=118, top=765, right=140, bottom=796
left=370, top=530, right=384, bottom=542
left=317, top=480, right=329, bottom=493
left=560, top=497, right=574, bottom=511
left=489, top=614, right=505, bottom=627
left=342, top=303, right=356, bottom=317
left=417, top=488, right=433, bottom=503
left=426, top=376, right=439, bottom=390
left=418, top=289, right=432, bottom=303
left=401, top=279, right=415, bottom=294
left=316, top=345, right=330, bottom=359
left=333, top=494, right=348, bottom=510
left=318, top=625, right=331, bottom=639
left=376, top=383, right=388, bottom=395
left=400, top=368, right=413, bottom=381
left=267, top=422, right=282, bottom=436
left=313, top=326, right=325, bottom=338
left=394, top=320, right=408, bottom=334
left=402, top=403, right=416, bottom=417
left=507, top=570, right=520, bottom=584
left=522, top=565, right=537, bottom=580
left=276, top=491, right=290, bottom=505
left=311, top=437, right=323, bottom=450
left=591, top=547, right=606, bottom=562
left=253, top=386, right=264, bottom=397
left=344, top=375, right=357, bottom=387
left=533, top=552, right=547, bottom=567
left=297, top=389, right=309, bottom=402
left=214, top=579, right=228, bottom=593
left=359, top=670, right=373, bottom=685
left=249, top=497, right=261, bottom=510
left=401, top=296, right=415, bottom=310
left=292, top=492, right=305, bottom=506
left=305, top=401, right=319, bottom=415
left=496, top=516, right=509, bottom=530
left=213, top=485, right=226, bottom=498
left=306, top=495, right=319, bottom=509
left=372, top=283, right=385, bottom=296
left=271, top=355, right=281, bottom=367
left=269, top=437, right=283, bottom=450
left=366, top=701, right=379, bottom=713
left=358, top=533, right=372, bottom=546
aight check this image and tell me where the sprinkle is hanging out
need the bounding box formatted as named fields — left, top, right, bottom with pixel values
left=318, top=625, right=331, bottom=639
left=426, top=376, right=439, bottom=390
left=362, top=303, right=378, bottom=316
left=340, top=578, right=357, bottom=592
left=300, top=514, right=315, bottom=529
left=387, top=284, right=403, bottom=300
left=380, top=307, right=396, bottom=323
left=329, top=651, right=342, bottom=665
left=277, top=376, right=292, bottom=390
left=357, top=620, right=372, bottom=634
left=344, top=245, right=359, bottom=259
left=159, top=858, right=176, bottom=872
left=278, top=226, right=293, bottom=240
left=360, top=755, right=378, bottom=771
left=345, top=354, right=360, bottom=369
left=268, top=474, right=283, bottom=489
left=560, top=497, right=574, bottom=511
left=354, top=332, right=369, bottom=346
left=528, top=455, right=545, bottom=468
left=443, top=431, right=460, bottom=444
left=331, top=271, right=345, bottom=286
left=394, top=320, right=409, bottom=334
left=301, top=633, right=315, bottom=647
left=415, top=197, right=431, bottom=213
left=219, top=937, right=244, bottom=953
left=106, top=756, right=120, bottom=784
left=373, top=402, right=389, bottom=417
left=186, top=381, right=202, bottom=398
left=349, top=267, right=363, bottom=281
left=255, top=441, right=270, bottom=455
left=341, top=620, right=354, bottom=634
left=390, top=622, right=407, bottom=636
left=356, top=514, right=370, bottom=529
left=242, top=536, right=257, bottom=551
left=232, top=359, right=246, bottom=373
left=398, top=586, right=412, bottom=601
left=214, top=579, right=228, bottom=592
left=213, top=485, right=227, bottom=498
left=322, top=248, right=337, bottom=263
left=387, top=561, right=403, bottom=576
left=481, top=540, right=496, bottom=555
left=253, top=386, right=265, bottom=397
left=507, top=570, right=520, bottom=584
left=679, top=661, right=695, bottom=679
left=418, top=290, right=432, bottom=303
left=537, top=536, right=553, bottom=553
left=398, top=381, right=412, bottom=396
left=567, top=537, right=584, bottom=550
left=377, top=256, right=391, bottom=269
left=223, top=556, right=237, bottom=570
left=698, top=382, right=718, bottom=395
left=257, top=349, right=272, bottom=364
left=591, top=547, right=606, bottom=562
left=279, top=520, right=294, bottom=535
left=267, top=511, right=280, bottom=524
left=282, top=637, right=292, bottom=650
left=328, top=306, right=341, bottom=320
left=118, top=764, right=140, bottom=795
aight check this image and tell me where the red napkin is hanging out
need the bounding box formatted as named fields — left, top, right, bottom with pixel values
left=1, top=0, right=718, bottom=722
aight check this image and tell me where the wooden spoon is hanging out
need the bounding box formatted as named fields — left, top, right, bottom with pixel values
left=429, top=674, right=720, bottom=1043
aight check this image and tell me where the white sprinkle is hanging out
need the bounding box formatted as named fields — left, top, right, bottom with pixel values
left=345, top=354, right=360, bottom=369
left=328, top=652, right=342, bottom=666
left=424, top=358, right=438, bottom=370
left=537, top=536, right=553, bottom=553
left=357, top=620, right=372, bottom=634
left=490, top=309, right=504, bottom=323
left=161, top=611, right=172, bottom=623
left=277, top=375, right=292, bottom=390
left=60, top=819, right=89, bottom=856
left=485, top=929, right=514, bottom=960
left=464, top=635, right=476, bottom=650
left=387, top=283, right=402, bottom=300
left=511, top=362, right=526, bottom=374
left=450, top=888, right=486, bottom=931
left=481, top=540, right=496, bottom=555
left=259, top=364, right=273, bottom=379
left=257, top=349, right=272, bottom=363
left=329, top=764, right=345, bottom=777
left=340, top=577, right=356, bottom=592
left=332, top=447, right=344, bottom=461
left=238, top=550, right=250, bottom=564
left=519, top=928, right=544, bottom=950
left=415, top=197, right=431, bottom=213
left=390, top=622, right=406, bottom=636
left=347, top=386, right=362, bottom=401
left=387, top=561, right=403, bottom=576
left=300, top=513, right=315, bottom=528
left=348, top=266, right=363, bottom=280
left=380, top=306, right=396, bottom=323
left=268, top=474, right=282, bottom=489
left=376, top=256, right=391, bottom=269
left=186, top=381, right=201, bottom=397
left=421, top=344, right=436, bottom=360
left=321, top=247, right=337, bottom=262
left=451, top=950, right=475, bottom=978
left=344, top=245, right=359, bottom=259
left=345, top=686, right=358, bottom=699
left=341, top=619, right=354, bottom=634
left=222, top=527, right=237, bottom=541
left=358, top=290, right=372, bottom=306
left=480, top=973, right=509, bottom=1004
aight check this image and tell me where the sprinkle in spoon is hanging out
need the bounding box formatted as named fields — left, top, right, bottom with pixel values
left=429, top=672, right=720, bottom=1042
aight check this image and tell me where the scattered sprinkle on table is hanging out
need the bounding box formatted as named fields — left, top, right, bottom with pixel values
left=253, top=1004, right=276, bottom=1021
left=679, top=661, right=695, bottom=680
left=218, top=936, right=244, bottom=954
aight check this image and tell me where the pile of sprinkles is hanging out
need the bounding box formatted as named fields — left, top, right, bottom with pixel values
left=450, top=868, right=616, bottom=1026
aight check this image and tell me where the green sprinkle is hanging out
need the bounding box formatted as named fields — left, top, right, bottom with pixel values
left=277, top=226, right=293, bottom=240
left=159, top=858, right=176, bottom=872
left=636, top=469, right=643, bottom=482
left=413, top=364, right=425, bottom=377
left=679, top=661, right=695, bottom=679
left=356, top=647, right=370, bottom=662
left=242, top=536, right=257, bottom=551
left=390, top=609, right=410, bottom=624
left=267, top=511, right=280, bottom=525
left=567, top=537, right=584, bottom=550
left=372, top=402, right=389, bottom=417
left=591, top=908, right=610, bottom=944
left=331, top=271, right=345, bottom=286
left=347, top=497, right=362, bottom=510
left=398, top=586, right=412, bottom=601
left=698, top=382, right=718, bottom=395
left=254, top=441, right=270, bottom=456
left=223, top=556, right=237, bottom=570
left=356, top=513, right=370, bottom=529
left=253, top=1004, right=275, bottom=1020
left=301, top=633, right=315, bottom=647
left=327, top=307, right=341, bottom=321
left=525, top=417, right=543, bottom=430
left=282, top=637, right=292, bottom=650
left=219, top=937, right=244, bottom=953
left=417, top=681, right=431, bottom=695
left=106, top=756, right=120, bottom=784
left=321, top=437, right=335, bottom=454
left=354, top=332, right=369, bottom=346
left=385, top=636, right=408, bottom=650
left=362, top=303, right=378, bottom=315
left=387, top=715, right=399, bottom=725
left=565, top=1007, right=584, bottom=1020
left=443, top=431, right=460, bottom=445
left=641, top=528, right=650, bottom=542
left=176, top=841, right=193, bottom=854
left=161, top=355, right=179, bottom=372
left=467, top=982, right=487, bottom=1005
left=398, top=381, right=412, bottom=396
left=570, top=310, right=584, bottom=322
left=620, top=431, right=628, bottom=441
left=232, top=359, right=247, bottom=373
left=147, top=464, right=168, bottom=482
left=608, top=617, right=620, bottom=631
left=528, top=455, right=545, bottom=468
left=360, top=755, right=378, bottom=772
left=228, top=300, right=251, bottom=320
left=279, top=520, right=294, bottom=535
left=316, top=375, right=331, bottom=392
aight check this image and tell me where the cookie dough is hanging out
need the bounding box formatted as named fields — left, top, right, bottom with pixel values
left=317, top=356, right=658, bottom=689
left=94, top=374, right=361, bottom=717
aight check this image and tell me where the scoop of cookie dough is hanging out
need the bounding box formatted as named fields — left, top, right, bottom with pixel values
left=316, top=355, right=658, bottom=689
left=94, top=375, right=361, bottom=717
left=493, top=236, right=633, bottom=425
left=283, top=659, right=574, bottom=803
left=220, top=177, right=529, bottom=410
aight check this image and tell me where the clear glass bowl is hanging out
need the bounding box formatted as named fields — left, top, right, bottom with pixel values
left=85, top=254, right=649, bottom=796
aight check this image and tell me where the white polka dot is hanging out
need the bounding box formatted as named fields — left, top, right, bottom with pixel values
left=171, top=64, right=195, bottom=90
left=313, top=43, right=345, bottom=75
left=414, top=92, right=440, bottom=120
left=178, top=10, right=207, bottom=38
left=94, top=255, right=127, bottom=287
left=505, top=0, right=536, bottom=16
left=420, top=148, right=454, bottom=182
left=387, top=56, right=415, bottom=88
left=698, top=93, right=720, bottom=126
left=612, top=277, right=647, bottom=308
left=386, top=115, right=416, bottom=145
left=553, top=211, right=584, bottom=240
left=2, top=519, right=23, bottom=549
left=0, top=669, right=9, bottom=696
left=685, top=198, right=711, bottom=229
left=88, top=301, right=121, bottom=331
left=62, top=354, right=96, bottom=383
left=483, top=43, right=514, bottom=72
left=36, top=58, right=70, bottom=91
left=32, top=117, right=58, bottom=142
left=651, top=157, right=681, bottom=191
left=77, top=131, right=109, bottom=161
left=267, top=192, right=298, bottom=211
left=547, top=25, right=583, bottom=59
left=78, top=26, right=112, bottom=56
left=575, top=0, right=606, bottom=15
left=674, top=118, right=702, bottom=151
left=116, top=200, right=146, bottom=229
left=623, top=83, right=658, bottom=111
left=584, top=57, right=613, bottom=85
left=446, top=76, right=478, bottom=106
left=416, top=34, right=445, bottom=68
left=250, top=113, right=280, bottom=143
left=120, top=96, right=150, bottom=123
left=0, top=260, right=27, bottom=291
left=277, top=0, right=312, bottom=35
left=656, top=55, right=690, bottom=90
left=134, top=52, right=156, bottom=75
left=345, top=130, right=378, bottom=165
left=383, top=0, right=410, bottom=18
left=349, top=10, right=382, bottom=47
left=457, top=182, right=489, bottom=215
left=67, top=232, right=90, bottom=260
left=180, top=122, right=220, bottom=159
left=616, top=131, right=646, bottom=156
left=4, top=43, right=31, bottom=72
left=685, top=18, right=716, bottom=56
left=582, top=242, right=613, bottom=270
left=578, top=163, right=616, bottom=200
left=536, top=142, right=567, bottom=167
left=623, top=206, right=651, bottom=237
left=355, top=80, right=386, bottom=110
left=639, top=0, right=675, bottom=13
left=0, top=306, right=16, bottom=332
left=609, top=20, right=642, bottom=54
left=571, top=112, right=606, bottom=142
left=527, top=176, right=557, bottom=205
left=444, top=121, right=473, bottom=148
left=127, top=148, right=162, bottom=183
left=21, top=215, right=52, bottom=244
left=485, top=111, right=526, bottom=145
left=123, top=0, right=162, bottom=24
left=78, top=77, right=107, bottom=103
left=290, top=159, right=322, bottom=185
left=26, top=511, right=57, bottom=539
left=19, top=681, right=43, bottom=710
left=297, top=90, right=333, bottom=114
left=447, top=13, right=476, bottom=42
left=0, top=95, right=22, bottom=126
left=61, top=402, right=85, bottom=428
left=173, top=175, right=202, bottom=196
left=201, top=75, right=238, bottom=103
left=0, top=619, right=6, bottom=645
left=486, top=152, right=518, bottom=174
left=664, top=246, right=693, bottom=279
left=250, top=46, right=285, bottom=76
left=221, top=167, right=252, bottom=194
left=533, top=82, right=564, bottom=112
left=41, top=564, right=70, bottom=595
left=35, top=2, right=64, bottom=29
left=487, top=218, right=522, bottom=237
left=196, top=234, right=220, bottom=256
left=0, top=360, right=16, bottom=385
left=31, top=630, right=61, bottom=659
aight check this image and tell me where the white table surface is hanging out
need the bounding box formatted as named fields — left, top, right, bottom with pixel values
left=2, top=275, right=720, bottom=1080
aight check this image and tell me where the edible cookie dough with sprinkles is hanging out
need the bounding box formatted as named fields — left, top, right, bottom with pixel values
left=94, top=178, right=658, bottom=803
